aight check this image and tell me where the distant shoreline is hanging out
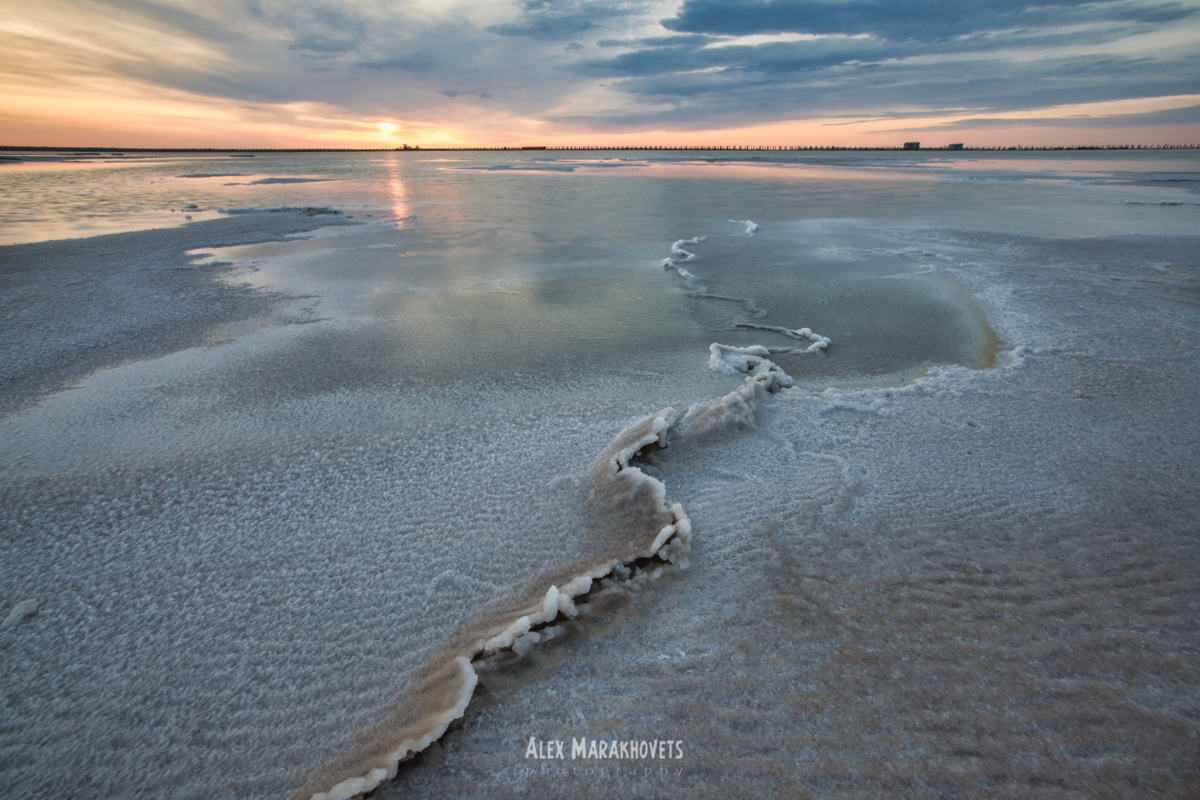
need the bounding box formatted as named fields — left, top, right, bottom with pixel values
left=2, top=143, right=1198, bottom=154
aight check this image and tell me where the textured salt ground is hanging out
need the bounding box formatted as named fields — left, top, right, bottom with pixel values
left=1, top=398, right=689, bottom=799
left=2, top=224, right=1196, bottom=800
left=0, top=209, right=354, bottom=415
left=374, top=232, right=1200, bottom=799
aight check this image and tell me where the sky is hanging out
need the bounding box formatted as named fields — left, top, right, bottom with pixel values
left=1, top=0, right=1198, bottom=148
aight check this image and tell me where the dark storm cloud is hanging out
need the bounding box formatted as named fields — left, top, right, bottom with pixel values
left=661, top=0, right=1195, bottom=41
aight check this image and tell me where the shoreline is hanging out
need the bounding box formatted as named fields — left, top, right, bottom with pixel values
left=3, top=144, right=1199, bottom=156
left=0, top=209, right=355, bottom=416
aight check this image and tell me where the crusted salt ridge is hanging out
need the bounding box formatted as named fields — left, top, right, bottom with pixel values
left=661, top=226, right=823, bottom=350
left=709, top=342, right=817, bottom=378
left=307, top=410, right=692, bottom=800
left=734, top=323, right=831, bottom=352
left=309, top=347, right=800, bottom=800
left=690, top=344, right=796, bottom=436
left=312, top=656, right=478, bottom=800
left=478, top=410, right=693, bottom=655
left=661, top=235, right=706, bottom=268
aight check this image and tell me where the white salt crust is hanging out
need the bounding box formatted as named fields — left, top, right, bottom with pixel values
left=308, top=341, right=810, bottom=800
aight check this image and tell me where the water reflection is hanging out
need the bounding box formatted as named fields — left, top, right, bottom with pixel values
left=384, top=153, right=409, bottom=221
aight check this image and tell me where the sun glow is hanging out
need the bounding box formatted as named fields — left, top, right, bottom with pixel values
left=1, top=1, right=1196, bottom=149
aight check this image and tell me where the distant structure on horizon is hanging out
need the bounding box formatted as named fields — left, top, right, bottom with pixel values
left=4, top=143, right=1197, bottom=155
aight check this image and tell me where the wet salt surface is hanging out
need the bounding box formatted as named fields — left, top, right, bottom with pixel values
left=1, top=151, right=1198, bottom=799
left=0, top=210, right=356, bottom=416
left=377, top=231, right=1200, bottom=799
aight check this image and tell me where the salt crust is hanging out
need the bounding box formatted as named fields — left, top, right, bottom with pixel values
left=370, top=229, right=1200, bottom=800
left=660, top=228, right=831, bottom=356
left=309, top=345, right=809, bottom=800
left=310, top=223, right=825, bottom=799
left=310, top=404, right=697, bottom=800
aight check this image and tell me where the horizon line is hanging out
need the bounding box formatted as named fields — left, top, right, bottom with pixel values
left=3, top=144, right=1199, bottom=154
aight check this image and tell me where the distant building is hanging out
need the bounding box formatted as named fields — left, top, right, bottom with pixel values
left=903, top=141, right=920, bottom=150
left=947, top=143, right=964, bottom=150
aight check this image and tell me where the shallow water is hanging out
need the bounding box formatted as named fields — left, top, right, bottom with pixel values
left=1, top=150, right=1198, bottom=799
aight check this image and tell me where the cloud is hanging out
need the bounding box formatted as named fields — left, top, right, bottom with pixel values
left=556, top=0, right=1200, bottom=131
left=289, top=35, right=358, bottom=58
left=485, top=0, right=643, bottom=39
left=597, top=34, right=718, bottom=47
left=3, top=0, right=597, bottom=118
left=660, top=0, right=1196, bottom=42
left=3, top=0, right=1197, bottom=143
left=440, top=89, right=494, bottom=98
left=354, top=56, right=437, bottom=73
left=892, top=101, right=1200, bottom=130
left=557, top=49, right=1200, bottom=130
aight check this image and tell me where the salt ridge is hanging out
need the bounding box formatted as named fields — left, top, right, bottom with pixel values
left=309, top=341, right=810, bottom=800
left=310, top=409, right=694, bottom=800
left=660, top=225, right=831, bottom=353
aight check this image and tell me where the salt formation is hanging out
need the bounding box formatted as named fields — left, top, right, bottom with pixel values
left=661, top=236, right=705, bottom=268
left=690, top=345, right=795, bottom=436
left=734, top=323, right=830, bottom=353
left=8, top=150, right=1194, bottom=800
left=2, top=599, right=38, bottom=630
left=707, top=343, right=775, bottom=376
left=307, top=409, right=693, bottom=800
left=309, top=336, right=818, bottom=800
left=659, top=227, right=831, bottom=356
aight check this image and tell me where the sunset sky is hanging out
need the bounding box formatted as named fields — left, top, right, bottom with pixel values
left=2, top=0, right=1198, bottom=148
